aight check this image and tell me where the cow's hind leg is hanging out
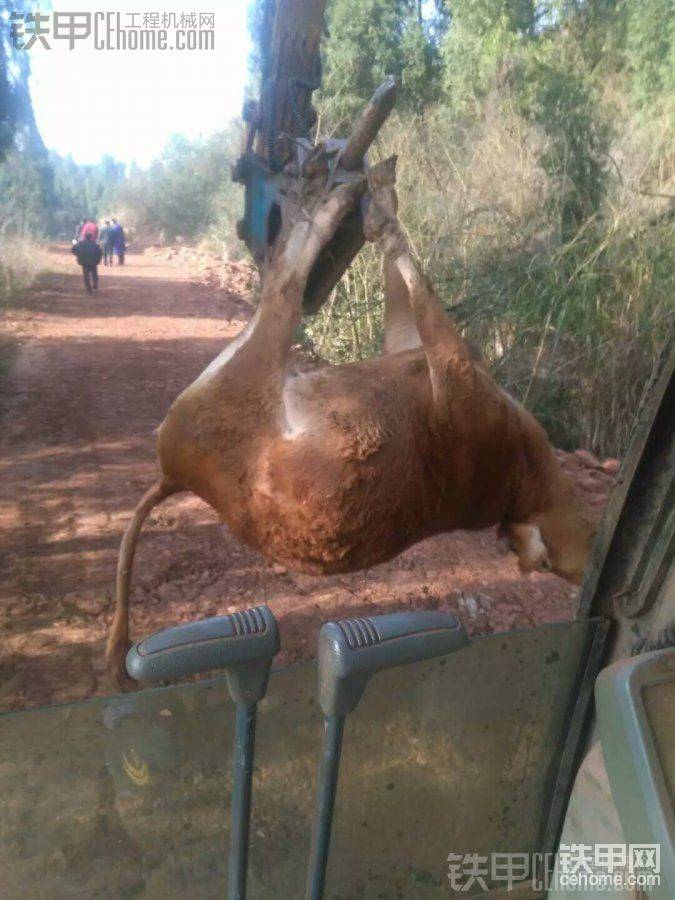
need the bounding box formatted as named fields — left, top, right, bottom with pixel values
left=369, top=158, right=421, bottom=355
left=365, top=157, right=473, bottom=410
left=382, top=256, right=422, bottom=354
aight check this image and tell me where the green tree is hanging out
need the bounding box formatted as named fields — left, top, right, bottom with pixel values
left=0, top=1, right=31, bottom=159
left=0, top=149, right=55, bottom=237
left=319, top=0, right=445, bottom=129
left=0, top=31, right=56, bottom=236
left=49, top=153, right=126, bottom=236
left=514, top=41, right=610, bottom=229
left=441, top=0, right=536, bottom=114
left=624, top=0, right=674, bottom=106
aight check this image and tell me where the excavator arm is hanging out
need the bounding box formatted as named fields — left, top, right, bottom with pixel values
left=233, top=0, right=396, bottom=314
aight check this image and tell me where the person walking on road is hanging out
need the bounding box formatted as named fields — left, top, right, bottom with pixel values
left=111, top=218, right=126, bottom=265
left=71, top=232, right=103, bottom=294
left=99, top=220, right=114, bottom=266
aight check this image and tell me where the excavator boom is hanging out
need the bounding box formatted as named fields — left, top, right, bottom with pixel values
left=234, top=0, right=397, bottom=314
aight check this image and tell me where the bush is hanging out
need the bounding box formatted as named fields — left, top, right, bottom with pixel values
left=0, top=237, right=47, bottom=306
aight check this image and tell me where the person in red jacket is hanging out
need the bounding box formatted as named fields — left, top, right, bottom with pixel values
left=81, top=219, right=99, bottom=242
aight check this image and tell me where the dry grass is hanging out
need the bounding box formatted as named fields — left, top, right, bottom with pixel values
left=0, top=237, right=50, bottom=307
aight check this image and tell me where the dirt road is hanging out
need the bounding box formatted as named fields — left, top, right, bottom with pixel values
left=0, top=247, right=613, bottom=712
